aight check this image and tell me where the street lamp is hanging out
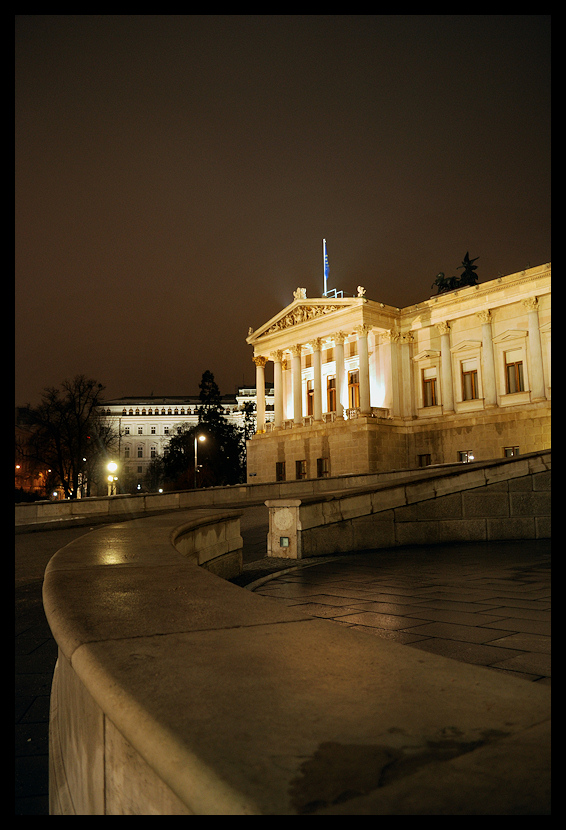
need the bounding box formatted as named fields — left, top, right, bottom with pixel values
left=194, top=434, right=206, bottom=489
left=107, top=461, right=118, bottom=496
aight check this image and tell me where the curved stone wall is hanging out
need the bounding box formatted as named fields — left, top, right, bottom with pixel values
left=43, top=464, right=551, bottom=815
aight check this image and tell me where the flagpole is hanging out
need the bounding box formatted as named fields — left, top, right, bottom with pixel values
left=323, top=238, right=327, bottom=296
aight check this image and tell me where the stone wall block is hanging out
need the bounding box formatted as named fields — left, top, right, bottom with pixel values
left=351, top=515, right=395, bottom=550
left=535, top=516, right=551, bottom=538
left=508, top=476, right=534, bottom=491
left=435, top=469, right=487, bottom=497
left=370, top=486, right=407, bottom=514
left=393, top=503, right=420, bottom=522
left=487, top=517, right=536, bottom=540
left=338, top=493, right=373, bottom=521
left=416, top=493, right=462, bottom=521
left=532, top=471, right=552, bottom=491
left=462, top=491, right=510, bottom=518
left=321, top=498, right=344, bottom=524
left=298, top=502, right=325, bottom=530
left=510, top=491, right=551, bottom=517
left=394, top=521, right=440, bottom=546
left=300, top=522, right=354, bottom=556
left=485, top=459, right=530, bottom=485
left=405, top=480, right=437, bottom=505
left=437, top=519, right=487, bottom=543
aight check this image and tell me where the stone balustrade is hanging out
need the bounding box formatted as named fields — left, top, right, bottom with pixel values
left=265, top=451, right=551, bottom=560
left=43, top=453, right=551, bottom=814
left=16, top=461, right=471, bottom=529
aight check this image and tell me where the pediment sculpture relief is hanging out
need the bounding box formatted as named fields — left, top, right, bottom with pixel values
left=263, top=304, right=340, bottom=335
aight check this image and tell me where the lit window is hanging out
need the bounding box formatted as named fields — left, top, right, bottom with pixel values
left=504, top=446, right=520, bottom=457
left=306, top=380, right=314, bottom=416
left=505, top=350, right=524, bottom=393
left=422, top=368, right=437, bottom=407
left=327, top=376, right=336, bottom=412
left=461, top=360, right=478, bottom=400
left=458, top=451, right=475, bottom=463
left=348, top=370, right=360, bottom=409
left=317, top=457, right=329, bottom=478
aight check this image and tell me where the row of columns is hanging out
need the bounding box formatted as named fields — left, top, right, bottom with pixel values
left=477, top=298, right=546, bottom=408
left=252, top=298, right=546, bottom=432
left=253, top=326, right=373, bottom=432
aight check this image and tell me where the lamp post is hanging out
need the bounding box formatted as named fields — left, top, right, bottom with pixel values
left=107, top=461, right=118, bottom=496
left=194, top=434, right=206, bottom=489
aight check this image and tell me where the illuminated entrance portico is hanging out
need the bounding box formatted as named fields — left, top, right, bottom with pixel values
left=246, top=263, right=551, bottom=483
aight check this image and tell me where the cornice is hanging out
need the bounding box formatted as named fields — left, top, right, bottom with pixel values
left=400, top=263, right=551, bottom=318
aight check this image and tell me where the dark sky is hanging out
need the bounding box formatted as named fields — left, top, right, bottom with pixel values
left=15, top=15, right=551, bottom=406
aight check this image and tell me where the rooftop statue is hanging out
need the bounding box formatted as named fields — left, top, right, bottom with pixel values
left=457, top=252, right=480, bottom=287
left=432, top=253, right=479, bottom=294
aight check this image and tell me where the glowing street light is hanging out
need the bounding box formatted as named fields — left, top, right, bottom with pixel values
left=107, top=461, right=118, bottom=495
left=194, top=434, right=206, bottom=489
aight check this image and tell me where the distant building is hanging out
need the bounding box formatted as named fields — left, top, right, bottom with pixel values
left=100, top=386, right=274, bottom=491
left=245, top=263, right=551, bottom=482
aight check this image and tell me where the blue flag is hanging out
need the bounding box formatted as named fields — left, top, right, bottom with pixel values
left=323, top=239, right=329, bottom=294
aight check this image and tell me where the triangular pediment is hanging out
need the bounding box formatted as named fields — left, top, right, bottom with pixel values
left=492, top=329, right=528, bottom=344
left=247, top=297, right=361, bottom=343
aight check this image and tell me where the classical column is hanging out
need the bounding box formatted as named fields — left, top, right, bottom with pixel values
left=291, top=345, right=303, bottom=423
left=477, top=310, right=497, bottom=407
left=523, top=297, right=546, bottom=401
left=311, top=338, right=323, bottom=420
left=400, top=332, right=414, bottom=418
left=355, top=325, right=372, bottom=414
left=437, top=321, right=454, bottom=413
left=252, top=355, right=268, bottom=432
left=271, top=351, right=284, bottom=427
left=382, top=330, right=401, bottom=417
left=333, top=332, right=346, bottom=418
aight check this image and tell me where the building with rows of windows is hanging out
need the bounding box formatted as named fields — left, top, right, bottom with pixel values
left=100, top=386, right=274, bottom=491
left=245, top=262, right=551, bottom=482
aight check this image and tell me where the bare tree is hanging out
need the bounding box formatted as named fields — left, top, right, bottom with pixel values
left=26, top=375, right=118, bottom=499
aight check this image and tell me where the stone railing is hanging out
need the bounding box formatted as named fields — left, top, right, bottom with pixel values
left=265, top=451, right=551, bottom=559
left=43, top=454, right=551, bottom=814
left=16, top=462, right=471, bottom=529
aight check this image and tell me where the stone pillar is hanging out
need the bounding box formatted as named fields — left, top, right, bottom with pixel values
left=291, top=345, right=303, bottom=423
left=523, top=297, right=546, bottom=401
left=253, top=355, right=268, bottom=432
left=311, top=338, right=323, bottom=420
left=477, top=310, right=497, bottom=407
left=437, top=321, right=454, bottom=413
left=400, top=332, right=414, bottom=418
left=355, top=325, right=372, bottom=414
left=334, top=332, right=346, bottom=418
left=382, top=330, right=401, bottom=417
left=271, top=351, right=284, bottom=427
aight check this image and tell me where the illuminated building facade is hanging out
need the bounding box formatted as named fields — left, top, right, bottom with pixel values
left=246, top=263, right=551, bottom=482
left=101, top=386, right=274, bottom=490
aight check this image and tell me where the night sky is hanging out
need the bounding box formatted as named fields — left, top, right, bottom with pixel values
left=15, top=15, right=551, bottom=406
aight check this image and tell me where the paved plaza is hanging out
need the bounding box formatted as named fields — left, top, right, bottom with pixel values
left=252, top=539, right=551, bottom=684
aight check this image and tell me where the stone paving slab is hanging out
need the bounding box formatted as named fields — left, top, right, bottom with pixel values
left=252, top=539, right=551, bottom=684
